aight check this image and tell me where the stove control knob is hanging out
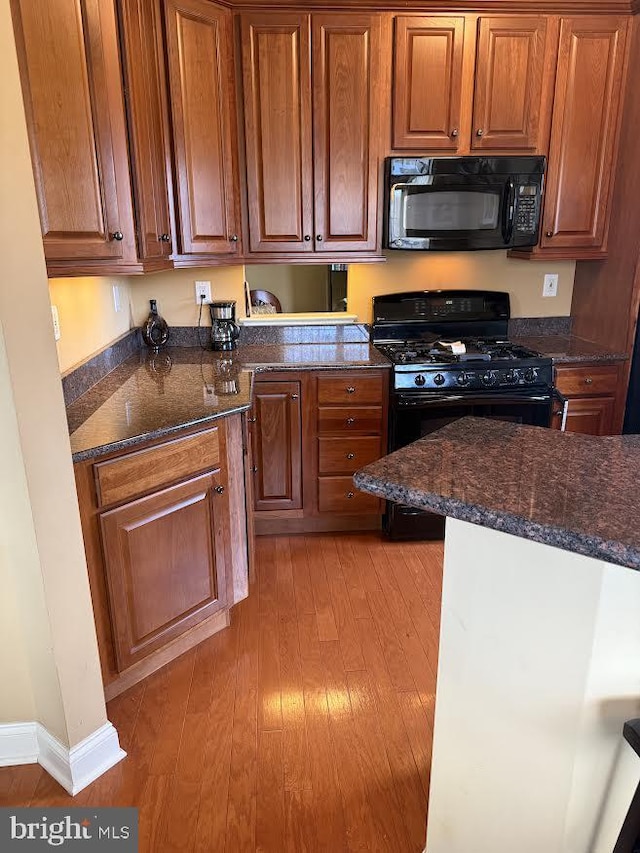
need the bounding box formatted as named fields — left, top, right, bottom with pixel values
left=481, top=371, right=496, bottom=386
left=457, top=372, right=470, bottom=386
left=524, top=368, right=537, bottom=383
left=505, top=369, right=517, bottom=384
left=414, top=374, right=426, bottom=387
left=434, top=373, right=446, bottom=386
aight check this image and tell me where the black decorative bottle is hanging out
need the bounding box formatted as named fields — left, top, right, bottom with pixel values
left=142, top=299, right=169, bottom=351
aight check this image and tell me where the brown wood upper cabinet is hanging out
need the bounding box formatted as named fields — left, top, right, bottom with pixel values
left=164, top=0, right=240, bottom=256
left=12, top=0, right=139, bottom=274
left=241, top=12, right=382, bottom=255
left=539, top=17, right=629, bottom=257
left=392, top=15, right=557, bottom=155
left=118, top=0, right=173, bottom=269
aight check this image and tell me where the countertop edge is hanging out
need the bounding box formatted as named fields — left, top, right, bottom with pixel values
left=71, top=400, right=252, bottom=464
left=353, top=470, right=640, bottom=571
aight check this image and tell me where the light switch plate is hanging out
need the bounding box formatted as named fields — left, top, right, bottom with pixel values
left=51, top=305, right=61, bottom=340
left=543, top=274, right=559, bottom=298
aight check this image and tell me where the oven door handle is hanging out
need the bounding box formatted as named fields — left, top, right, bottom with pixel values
left=394, top=392, right=552, bottom=407
left=552, top=388, right=569, bottom=432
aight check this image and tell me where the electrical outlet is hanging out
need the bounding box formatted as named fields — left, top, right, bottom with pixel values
left=203, top=383, right=217, bottom=406
left=195, top=280, right=212, bottom=304
left=542, top=273, right=559, bottom=298
left=112, top=284, right=121, bottom=313
left=51, top=305, right=61, bottom=341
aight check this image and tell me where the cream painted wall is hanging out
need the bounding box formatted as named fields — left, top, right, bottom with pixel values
left=348, top=251, right=576, bottom=323
left=49, top=276, right=133, bottom=373
left=245, top=264, right=329, bottom=313
left=129, top=265, right=246, bottom=326
left=1, top=0, right=107, bottom=748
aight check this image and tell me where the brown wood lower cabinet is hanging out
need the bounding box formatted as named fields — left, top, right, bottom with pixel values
left=75, top=413, right=250, bottom=699
left=553, top=363, right=621, bottom=435
left=251, top=368, right=389, bottom=535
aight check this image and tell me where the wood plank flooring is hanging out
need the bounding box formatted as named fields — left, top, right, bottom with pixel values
left=0, top=533, right=443, bottom=852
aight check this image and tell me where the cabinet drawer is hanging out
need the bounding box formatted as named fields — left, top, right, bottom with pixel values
left=318, top=406, right=383, bottom=434
left=554, top=365, right=619, bottom=397
left=318, top=477, right=382, bottom=514
left=317, top=374, right=384, bottom=405
left=95, top=427, right=220, bottom=507
left=318, top=436, right=383, bottom=475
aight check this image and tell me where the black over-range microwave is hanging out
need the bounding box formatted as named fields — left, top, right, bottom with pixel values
left=384, top=156, right=546, bottom=251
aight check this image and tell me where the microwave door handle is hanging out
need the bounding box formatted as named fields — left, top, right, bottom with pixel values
left=502, top=178, right=516, bottom=244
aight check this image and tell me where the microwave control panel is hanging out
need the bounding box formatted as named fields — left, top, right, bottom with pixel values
left=514, top=185, right=540, bottom=234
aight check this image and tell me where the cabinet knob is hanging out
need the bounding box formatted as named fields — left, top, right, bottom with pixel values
left=291, top=393, right=299, bottom=400
left=346, top=417, right=355, bottom=425
left=553, top=410, right=564, bottom=417
left=347, top=492, right=354, bottom=499
left=248, top=416, right=257, bottom=423
left=158, top=233, right=171, bottom=242
left=476, top=129, right=484, bottom=137
left=451, top=128, right=459, bottom=138
left=346, top=386, right=356, bottom=394
left=215, top=485, right=225, bottom=494
left=316, top=234, right=323, bottom=242
left=229, top=234, right=238, bottom=242
left=251, top=465, right=258, bottom=473
left=111, top=231, right=124, bottom=241
left=304, top=235, right=311, bottom=241
left=585, top=377, right=593, bottom=385
left=347, top=452, right=355, bottom=460
left=545, top=230, right=554, bottom=238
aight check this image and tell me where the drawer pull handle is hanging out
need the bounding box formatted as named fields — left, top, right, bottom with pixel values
left=291, top=393, right=299, bottom=400
left=346, top=417, right=355, bottom=425
left=347, top=492, right=354, bottom=499
left=584, top=377, right=593, bottom=385
left=215, top=485, right=225, bottom=495
left=248, top=416, right=257, bottom=423
left=346, top=386, right=356, bottom=394
left=347, top=452, right=355, bottom=459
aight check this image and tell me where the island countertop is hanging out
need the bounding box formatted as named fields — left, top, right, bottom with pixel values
left=354, top=417, right=640, bottom=570
left=68, top=343, right=390, bottom=462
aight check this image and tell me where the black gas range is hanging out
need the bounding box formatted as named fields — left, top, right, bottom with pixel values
left=371, top=290, right=556, bottom=540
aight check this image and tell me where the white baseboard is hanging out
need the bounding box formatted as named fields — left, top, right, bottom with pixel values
left=0, top=721, right=126, bottom=795
left=0, top=722, right=39, bottom=766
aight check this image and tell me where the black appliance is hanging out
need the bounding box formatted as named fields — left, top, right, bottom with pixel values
left=372, top=290, right=555, bottom=540
left=385, top=156, right=545, bottom=251
left=624, top=319, right=640, bottom=433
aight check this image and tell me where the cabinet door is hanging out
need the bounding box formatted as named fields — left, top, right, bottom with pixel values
left=119, top=0, right=172, bottom=264
left=241, top=13, right=314, bottom=253
left=250, top=381, right=302, bottom=512
left=12, top=0, right=136, bottom=263
left=313, top=14, right=382, bottom=252
left=472, top=17, right=556, bottom=152
left=541, top=17, right=629, bottom=252
left=164, top=0, right=239, bottom=255
left=392, top=16, right=465, bottom=151
left=100, top=471, right=228, bottom=671
left=560, top=397, right=616, bottom=435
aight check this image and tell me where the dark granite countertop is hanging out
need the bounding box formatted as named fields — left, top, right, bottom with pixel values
left=513, top=334, right=627, bottom=364
left=354, top=417, right=640, bottom=570
left=68, top=343, right=390, bottom=462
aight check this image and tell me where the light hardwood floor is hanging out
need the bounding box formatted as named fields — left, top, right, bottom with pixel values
left=0, top=533, right=443, bottom=852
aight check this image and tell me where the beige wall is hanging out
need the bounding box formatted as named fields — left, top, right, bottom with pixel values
left=245, top=264, right=329, bottom=313
left=1, top=0, right=107, bottom=747
left=49, top=276, right=133, bottom=373
left=348, top=251, right=576, bottom=323
left=129, top=265, right=246, bottom=326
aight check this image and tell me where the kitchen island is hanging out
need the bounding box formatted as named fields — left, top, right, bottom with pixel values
left=355, top=418, right=640, bottom=853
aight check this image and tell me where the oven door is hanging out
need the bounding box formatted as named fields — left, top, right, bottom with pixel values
left=386, top=391, right=553, bottom=540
